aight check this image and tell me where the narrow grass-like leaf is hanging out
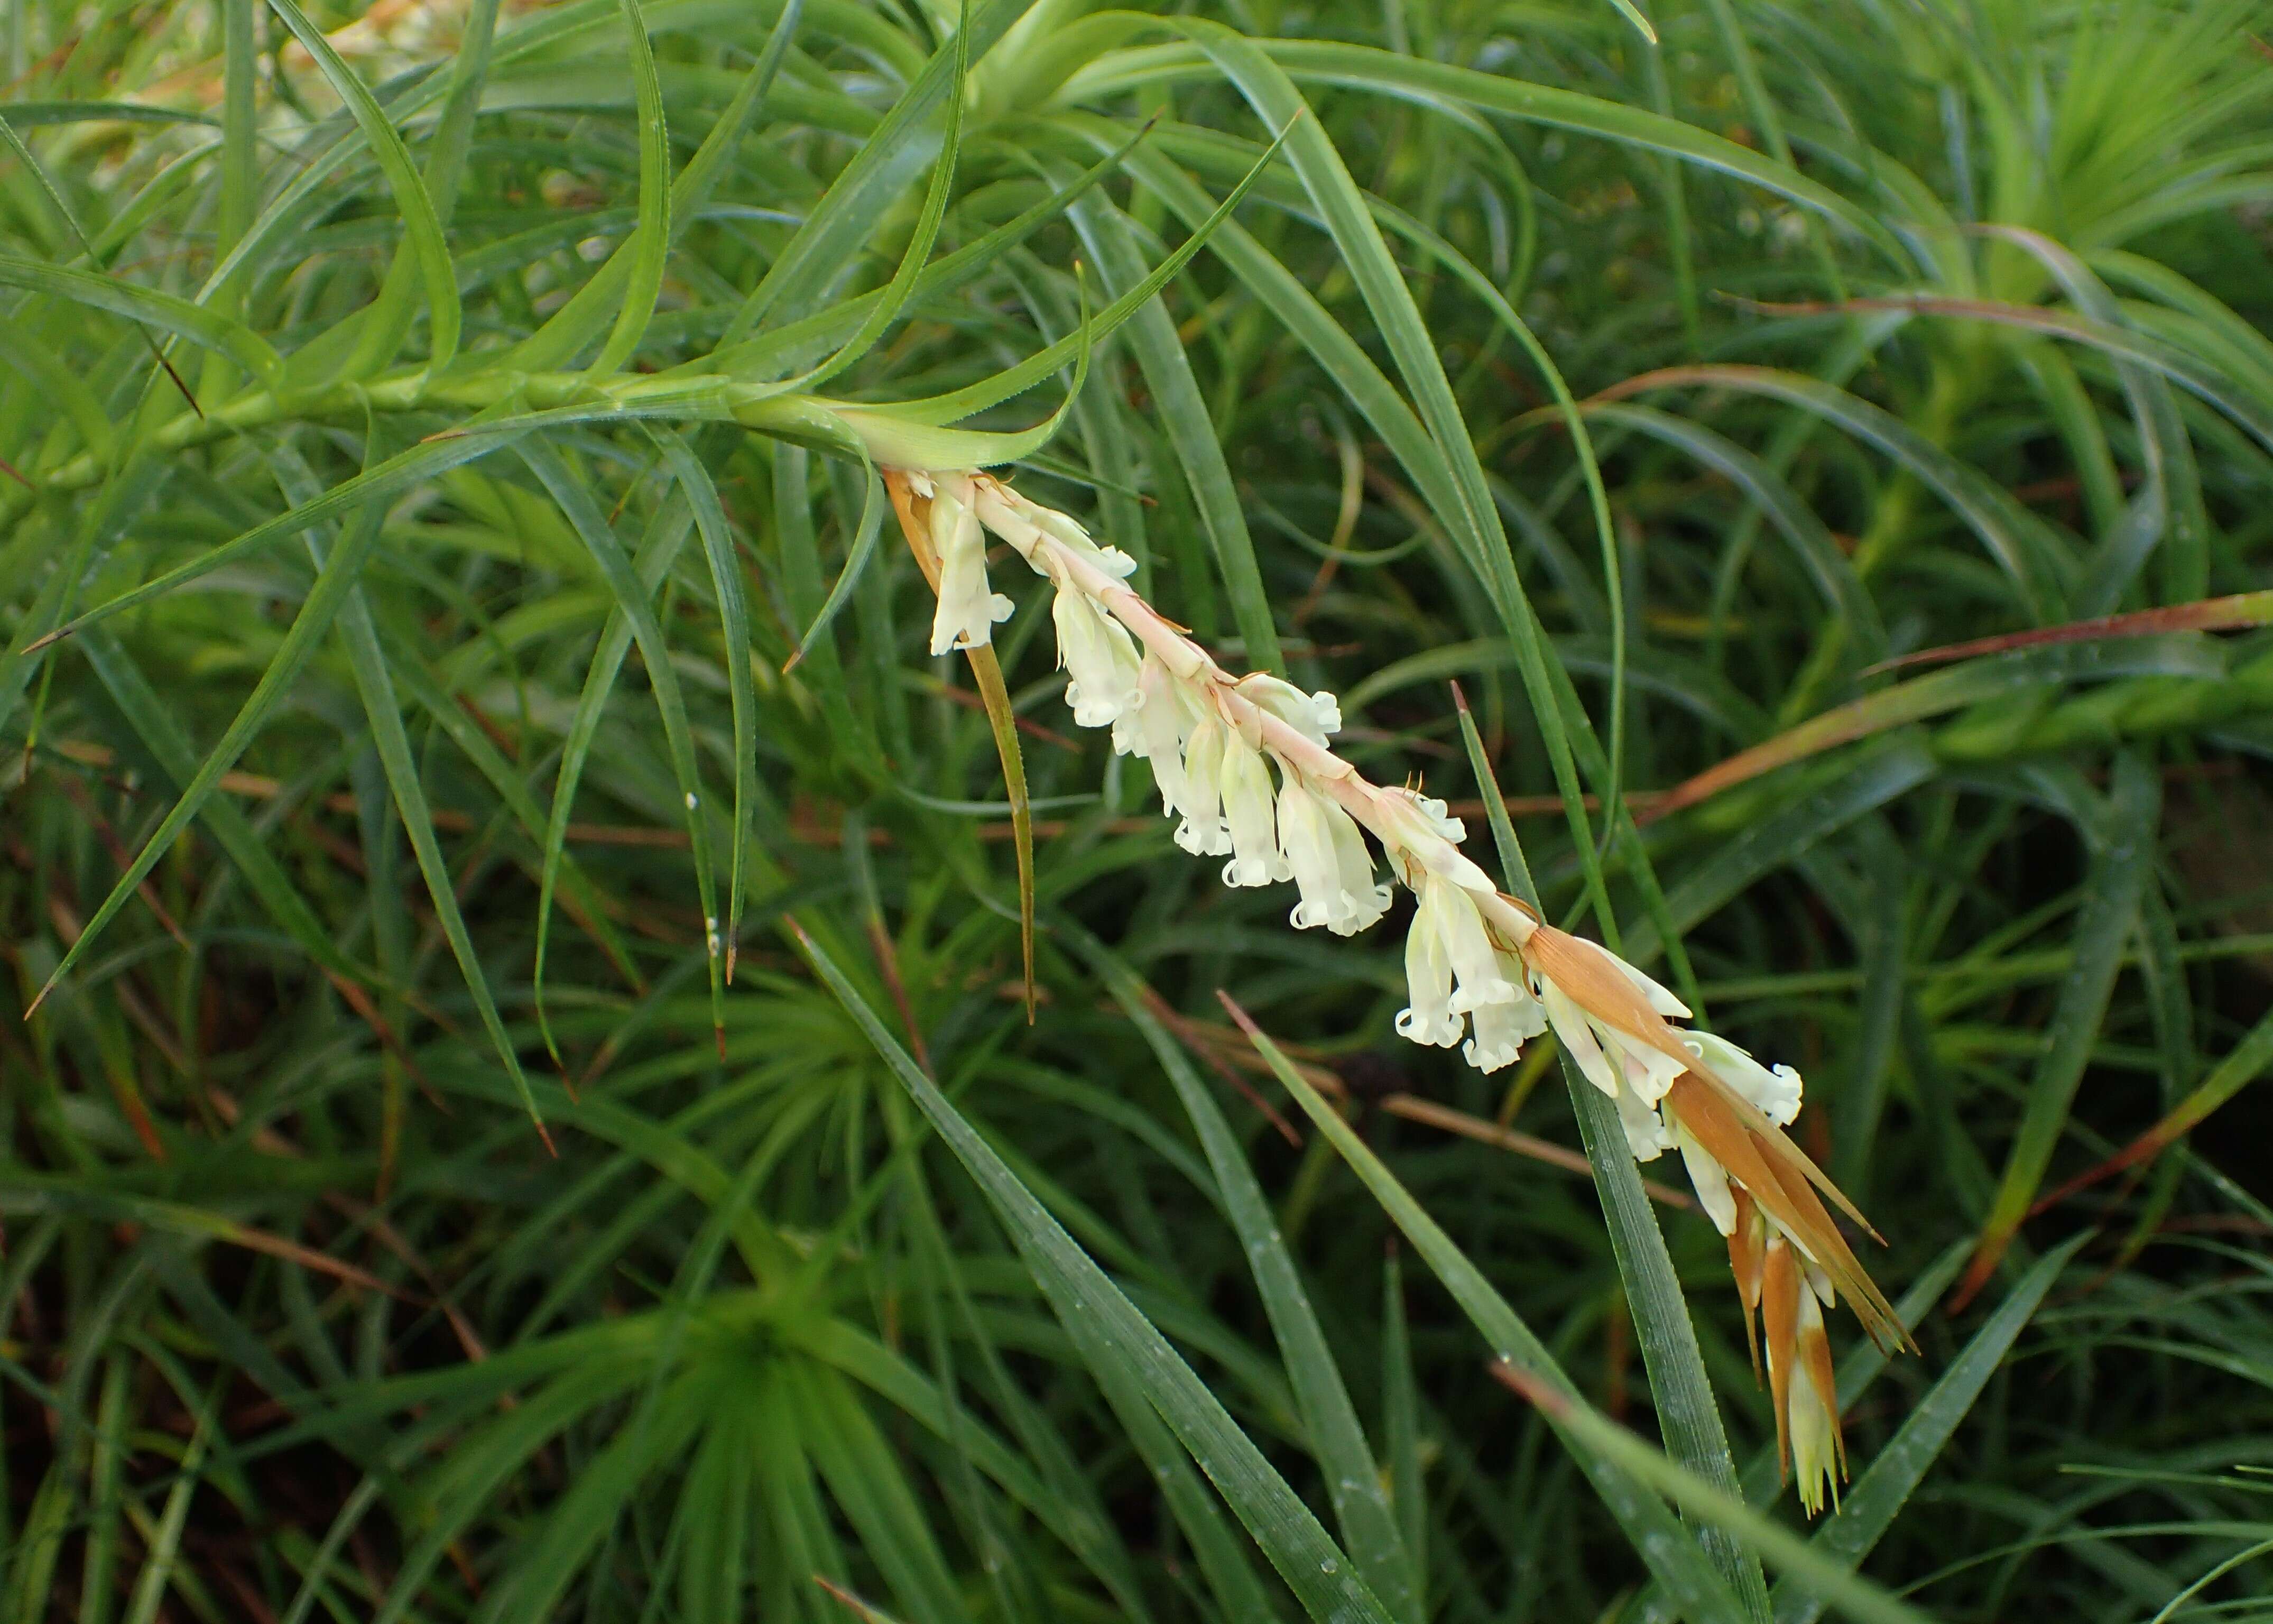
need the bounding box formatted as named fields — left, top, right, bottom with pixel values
left=722, top=0, right=1034, bottom=339
left=1063, top=40, right=1908, bottom=263
left=658, top=432, right=766, bottom=980
left=307, top=506, right=553, bottom=1145
left=1592, top=365, right=2069, bottom=619
left=699, top=110, right=1148, bottom=385
left=793, top=921, right=1399, bottom=1624
left=2032, top=1002, right=2273, bottom=1213
left=520, top=440, right=727, bottom=1054
left=76, top=626, right=378, bottom=991
left=1623, top=738, right=1939, bottom=967
left=785, top=2, right=967, bottom=397
left=965, top=645, right=1034, bottom=1017
left=1645, top=639, right=2216, bottom=822
left=787, top=454, right=885, bottom=674
left=514, top=0, right=801, bottom=374
left=0, top=256, right=280, bottom=385
left=1579, top=402, right=1886, bottom=663
left=338, top=0, right=501, bottom=380
left=1062, top=180, right=1281, bottom=672
left=0, top=110, right=204, bottom=413
left=1222, top=1001, right=1749, bottom=1624
left=1747, top=291, right=2273, bottom=461
left=1603, top=0, right=1659, bottom=43
left=119, top=1383, right=214, bottom=1624
left=1956, top=753, right=2163, bottom=1304
left=260, top=0, right=460, bottom=368
left=586, top=0, right=671, bottom=379
left=1489, top=1363, right=1930, bottom=1624
left=1454, top=689, right=1769, bottom=1619
left=375, top=631, right=644, bottom=993
left=888, top=116, right=1289, bottom=429
left=0, top=311, right=113, bottom=465
left=26, top=490, right=391, bottom=1014
left=27, top=428, right=539, bottom=651
left=1074, top=926, right=1420, bottom=1623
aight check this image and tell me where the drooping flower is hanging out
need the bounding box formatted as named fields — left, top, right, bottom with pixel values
left=1397, top=874, right=1521, bottom=1048
left=1051, top=581, right=1143, bottom=727
left=1517, top=922, right=1907, bottom=1363
left=927, top=485, right=1013, bottom=656
left=1660, top=1067, right=1906, bottom=1355
left=1669, top=1034, right=1804, bottom=1236
left=1219, top=734, right=1290, bottom=888
left=1524, top=925, right=1693, bottom=1113
left=1131, top=654, right=1197, bottom=813
left=1372, top=785, right=1497, bottom=892
left=1463, top=951, right=1548, bottom=1073
left=1174, top=710, right=1233, bottom=857
left=1277, top=774, right=1392, bottom=936
left=1239, top=673, right=1343, bottom=749
left=972, top=479, right=1139, bottom=579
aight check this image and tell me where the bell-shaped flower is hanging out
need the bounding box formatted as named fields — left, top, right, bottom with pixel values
left=1174, top=711, right=1233, bottom=856
left=1237, top=673, right=1343, bottom=749
left=1051, top=582, right=1142, bottom=728
left=1277, top=772, right=1392, bottom=936
left=1133, top=656, right=1200, bottom=815
left=927, top=487, right=1013, bottom=656
left=1396, top=874, right=1521, bottom=1048
left=1219, top=735, right=1290, bottom=888
left=1463, top=952, right=1548, bottom=1072
left=1613, top=1085, right=1679, bottom=1160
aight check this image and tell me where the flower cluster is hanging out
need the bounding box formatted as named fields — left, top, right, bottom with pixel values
left=888, top=466, right=1907, bottom=1513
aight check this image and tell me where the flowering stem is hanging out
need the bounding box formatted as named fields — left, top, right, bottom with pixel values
left=1022, top=509, right=1542, bottom=948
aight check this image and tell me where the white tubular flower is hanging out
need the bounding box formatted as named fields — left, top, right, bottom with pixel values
left=1619, top=955, right=1692, bottom=1021
left=973, top=480, right=1138, bottom=578
left=1536, top=974, right=1686, bottom=1107
left=1278, top=772, right=1392, bottom=936
left=1397, top=874, right=1520, bottom=1047
left=1668, top=1035, right=1805, bottom=1235
left=1674, top=1115, right=1741, bottom=1234
left=1174, top=711, right=1233, bottom=856
left=1384, top=785, right=1466, bottom=843
left=1396, top=883, right=1462, bottom=1048
left=1614, top=1086, right=1678, bottom=1161
left=1373, top=785, right=1497, bottom=892
left=1219, top=735, right=1289, bottom=888
left=927, top=487, right=1013, bottom=656
left=1238, top=673, right=1343, bottom=749
left=1529, top=933, right=1690, bottom=1110
left=1687, top=1032, right=1802, bottom=1125
left=1051, top=582, right=1143, bottom=728
left=1133, top=656, right=1198, bottom=815
left=1327, top=789, right=1394, bottom=933
left=1463, top=953, right=1547, bottom=1072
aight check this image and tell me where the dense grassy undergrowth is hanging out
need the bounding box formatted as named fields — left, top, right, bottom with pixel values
left=5, top=0, right=2273, bottom=1619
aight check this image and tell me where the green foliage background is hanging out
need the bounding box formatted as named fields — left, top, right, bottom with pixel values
left=4, top=1, right=2273, bottom=1619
